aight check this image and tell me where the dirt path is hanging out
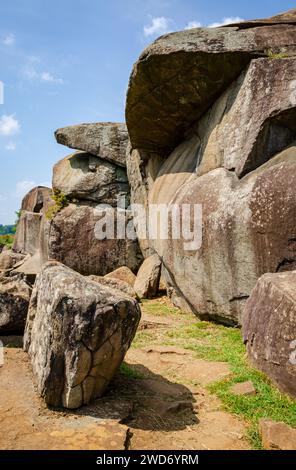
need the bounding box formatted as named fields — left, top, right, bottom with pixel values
left=0, top=298, right=250, bottom=450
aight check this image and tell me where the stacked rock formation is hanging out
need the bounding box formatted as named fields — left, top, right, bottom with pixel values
left=126, top=9, right=296, bottom=326
left=1, top=8, right=296, bottom=406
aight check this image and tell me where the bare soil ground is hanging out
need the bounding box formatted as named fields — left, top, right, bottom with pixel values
left=0, top=298, right=250, bottom=450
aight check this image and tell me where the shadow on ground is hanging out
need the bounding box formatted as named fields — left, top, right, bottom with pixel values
left=62, top=364, right=199, bottom=432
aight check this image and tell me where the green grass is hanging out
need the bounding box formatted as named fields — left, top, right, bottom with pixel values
left=169, top=322, right=296, bottom=448
left=141, top=298, right=183, bottom=317
left=135, top=299, right=296, bottom=449
left=120, top=362, right=144, bottom=380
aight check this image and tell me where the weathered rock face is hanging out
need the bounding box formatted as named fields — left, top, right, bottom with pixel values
left=242, top=271, right=296, bottom=398
left=0, top=275, right=32, bottom=333
left=55, top=123, right=128, bottom=168
left=13, top=212, right=42, bottom=255
left=126, top=10, right=296, bottom=323
left=88, top=275, right=136, bottom=299
left=24, top=262, right=141, bottom=408
left=105, top=266, right=136, bottom=288
left=259, top=419, right=296, bottom=450
left=53, top=151, right=129, bottom=206
left=195, top=58, right=296, bottom=178
left=134, top=254, right=161, bottom=299
left=45, top=204, right=143, bottom=276
left=13, top=186, right=53, bottom=262
left=21, top=186, right=53, bottom=213
left=126, top=10, right=296, bottom=154
left=0, top=250, right=26, bottom=271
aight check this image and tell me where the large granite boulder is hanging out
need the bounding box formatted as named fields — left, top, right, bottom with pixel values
left=0, top=275, right=32, bottom=333
left=242, top=271, right=296, bottom=398
left=52, top=151, right=129, bottom=206
left=126, top=13, right=296, bottom=323
left=45, top=203, right=143, bottom=276
left=24, top=262, right=141, bottom=408
left=55, top=123, right=128, bottom=167
left=126, top=10, right=296, bottom=154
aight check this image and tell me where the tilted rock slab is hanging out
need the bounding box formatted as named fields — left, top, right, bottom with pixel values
left=55, top=122, right=128, bottom=168
left=24, top=262, right=141, bottom=409
left=242, top=271, right=296, bottom=398
left=134, top=254, right=161, bottom=299
left=105, top=266, right=136, bottom=288
left=13, top=211, right=42, bottom=256
left=53, top=151, right=129, bottom=206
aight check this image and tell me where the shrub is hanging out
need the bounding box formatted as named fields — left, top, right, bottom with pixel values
left=45, top=189, right=70, bottom=220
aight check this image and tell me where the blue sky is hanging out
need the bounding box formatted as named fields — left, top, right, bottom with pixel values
left=0, top=0, right=294, bottom=223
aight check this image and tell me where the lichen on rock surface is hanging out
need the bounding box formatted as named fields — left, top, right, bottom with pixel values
left=24, top=261, right=141, bottom=408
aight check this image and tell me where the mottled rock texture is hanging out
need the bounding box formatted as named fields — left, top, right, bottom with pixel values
left=0, top=250, right=26, bottom=271
left=55, top=122, right=128, bottom=167
left=126, top=10, right=296, bottom=323
left=242, top=271, right=296, bottom=397
left=0, top=275, right=32, bottom=333
left=45, top=204, right=143, bottom=276
left=126, top=10, right=296, bottom=154
left=53, top=152, right=129, bottom=206
left=24, top=262, right=141, bottom=408
left=88, top=275, right=136, bottom=299
left=21, top=186, right=53, bottom=214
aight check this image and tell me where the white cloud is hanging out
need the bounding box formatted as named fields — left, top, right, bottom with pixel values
left=16, top=180, right=36, bottom=198
left=0, top=115, right=20, bottom=136
left=5, top=142, right=16, bottom=151
left=185, top=21, right=202, bottom=30
left=23, top=64, right=64, bottom=84
left=40, top=72, right=64, bottom=84
left=208, top=17, right=244, bottom=28
left=3, top=33, right=15, bottom=46
left=144, top=16, right=171, bottom=37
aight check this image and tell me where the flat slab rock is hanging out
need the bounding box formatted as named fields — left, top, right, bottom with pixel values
left=24, top=261, right=141, bottom=409
left=55, top=122, right=128, bottom=168
left=259, top=419, right=296, bottom=450
left=230, top=381, right=256, bottom=396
